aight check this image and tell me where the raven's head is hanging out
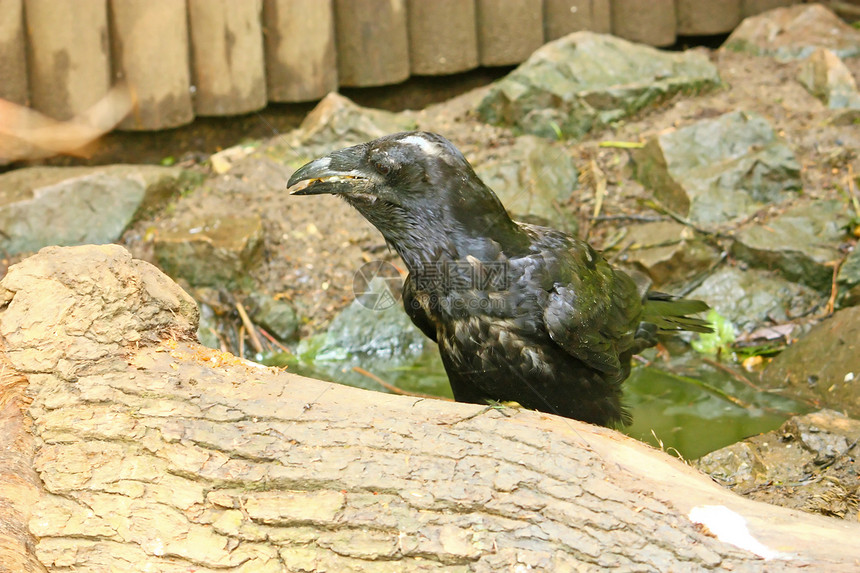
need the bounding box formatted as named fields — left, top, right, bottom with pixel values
left=289, top=131, right=480, bottom=206
left=288, top=131, right=528, bottom=266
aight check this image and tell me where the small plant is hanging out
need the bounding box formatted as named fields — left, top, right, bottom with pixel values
left=692, top=309, right=736, bottom=358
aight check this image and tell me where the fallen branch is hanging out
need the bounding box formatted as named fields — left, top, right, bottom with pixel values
left=1, top=245, right=858, bottom=571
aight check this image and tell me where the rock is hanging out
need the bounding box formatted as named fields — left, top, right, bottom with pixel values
left=687, top=266, right=820, bottom=333
left=302, top=277, right=428, bottom=392
left=722, top=4, right=860, bottom=61
left=196, top=301, right=221, bottom=350
left=316, top=297, right=425, bottom=361
left=209, top=142, right=261, bottom=174
left=0, top=165, right=190, bottom=256
left=474, top=135, right=579, bottom=231
left=830, top=109, right=860, bottom=126
left=696, top=410, right=860, bottom=521
left=760, top=306, right=860, bottom=418
left=277, top=93, right=417, bottom=164
left=837, top=246, right=860, bottom=307
left=0, top=245, right=198, bottom=374
left=797, top=48, right=860, bottom=110
left=476, top=32, right=720, bottom=140
left=632, top=111, right=801, bottom=226
left=612, top=221, right=720, bottom=289
left=246, top=292, right=299, bottom=341
left=731, top=200, right=851, bottom=291
left=154, top=215, right=264, bottom=288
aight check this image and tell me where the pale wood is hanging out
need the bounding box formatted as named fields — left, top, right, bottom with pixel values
left=1, top=245, right=859, bottom=570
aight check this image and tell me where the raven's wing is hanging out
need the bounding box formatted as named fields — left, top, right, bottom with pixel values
left=540, top=238, right=643, bottom=376
left=402, top=273, right=438, bottom=342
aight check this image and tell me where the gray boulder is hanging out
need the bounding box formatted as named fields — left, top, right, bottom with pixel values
left=687, top=266, right=820, bottom=334
left=275, top=93, right=417, bottom=165
left=837, top=246, right=860, bottom=307
left=247, top=291, right=299, bottom=341
left=476, top=32, right=720, bottom=140
left=722, top=4, right=860, bottom=61
left=696, top=410, right=860, bottom=521
left=613, top=221, right=720, bottom=289
left=731, top=200, right=851, bottom=291
left=633, top=111, right=801, bottom=225
left=0, top=165, right=189, bottom=256
left=299, top=277, right=431, bottom=393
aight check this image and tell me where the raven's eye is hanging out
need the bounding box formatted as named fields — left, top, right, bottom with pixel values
left=374, top=161, right=391, bottom=176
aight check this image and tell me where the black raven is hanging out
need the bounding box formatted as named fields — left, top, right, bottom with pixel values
left=288, top=131, right=711, bottom=426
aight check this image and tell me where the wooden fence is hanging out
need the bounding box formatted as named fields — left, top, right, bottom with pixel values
left=1, top=0, right=801, bottom=131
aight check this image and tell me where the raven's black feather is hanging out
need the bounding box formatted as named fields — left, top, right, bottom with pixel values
left=289, top=131, right=712, bottom=427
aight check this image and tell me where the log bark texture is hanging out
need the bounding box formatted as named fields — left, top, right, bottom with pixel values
left=1, top=245, right=858, bottom=572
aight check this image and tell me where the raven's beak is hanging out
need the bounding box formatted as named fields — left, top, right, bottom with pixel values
left=288, top=147, right=369, bottom=196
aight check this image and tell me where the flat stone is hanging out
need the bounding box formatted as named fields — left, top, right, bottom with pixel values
left=632, top=110, right=801, bottom=226
left=0, top=165, right=189, bottom=256
left=613, top=221, right=720, bottom=289
left=154, top=215, right=264, bottom=287
left=722, top=4, right=860, bottom=61
left=476, top=32, right=720, bottom=140
left=731, top=200, right=850, bottom=291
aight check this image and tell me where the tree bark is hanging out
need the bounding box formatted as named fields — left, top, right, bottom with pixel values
left=1, top=245, right=858, bottom=572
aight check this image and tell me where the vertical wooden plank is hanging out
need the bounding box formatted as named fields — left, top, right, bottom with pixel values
left=188, top=0, right=266, bottom=116
left=677, top=0, right=741, bottom=35
left=476, top=0, right=544, bottom=66
left=741, top=0, right=797, bottom=18
left=0, top=0, right=27, bottom=104
left=264, top=0, right=337, bottom=102
left=334, top=0, right=410, bottom=88
left=24, top=0, right=110, bottom=120
left=592, top=0, right=611, bottom=33
left=110, top=0, right=194, bottom=130
left=407, top=0, right=478, bottom=75
left=611, top=0, right=676, bottom=47
left=544, top=0, right=611, bottom=40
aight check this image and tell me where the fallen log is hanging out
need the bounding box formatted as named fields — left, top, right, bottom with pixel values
left=0, top=245, right=858, bottom=572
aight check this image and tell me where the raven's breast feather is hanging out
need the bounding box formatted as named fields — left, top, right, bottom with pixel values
left=438, top=314, right=553, bottom=377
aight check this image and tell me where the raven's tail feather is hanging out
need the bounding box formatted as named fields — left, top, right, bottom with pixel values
left=643, top=291, right=712, bottom=334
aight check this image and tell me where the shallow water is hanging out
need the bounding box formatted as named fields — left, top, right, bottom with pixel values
left=621, top=353, right=805, bottom=459
left=274, top=342, right=806, bottom=461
